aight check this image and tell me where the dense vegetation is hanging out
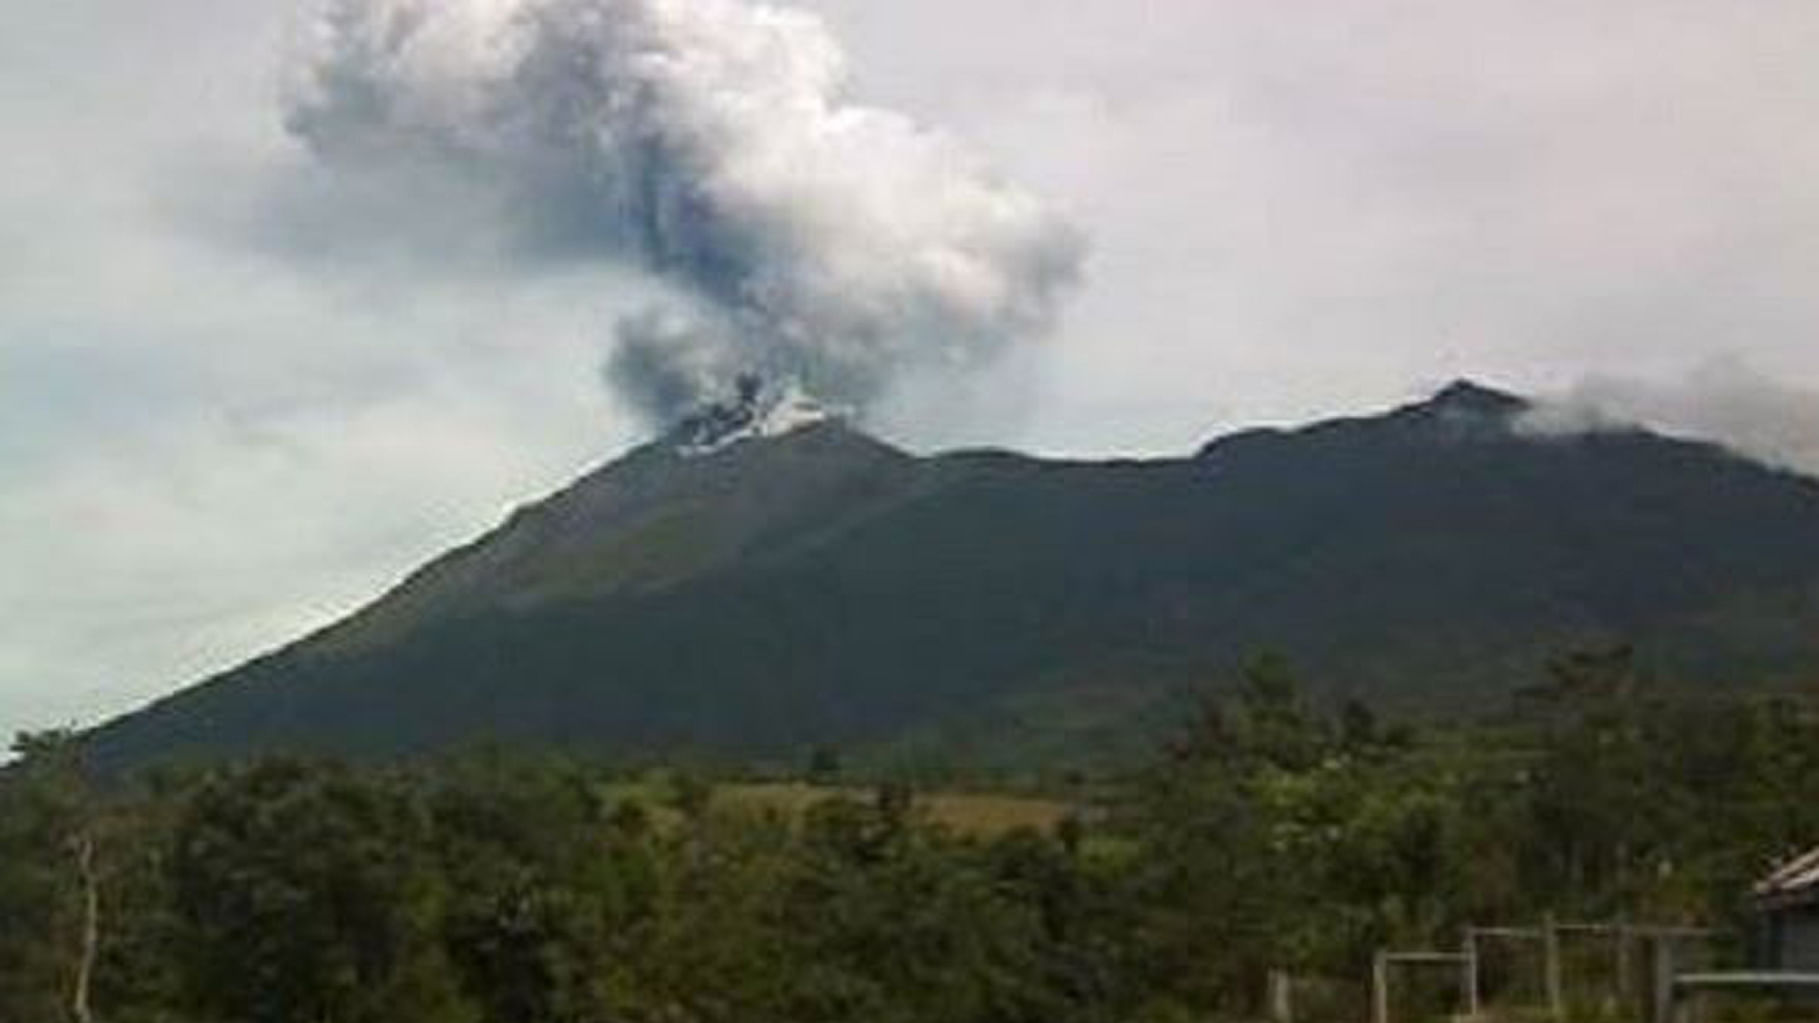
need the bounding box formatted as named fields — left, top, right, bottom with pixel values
left=8, top=652, right=1819, bottom=1023
left=86, top=384, right=1819, bottom=771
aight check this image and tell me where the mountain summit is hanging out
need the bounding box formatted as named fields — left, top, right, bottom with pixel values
left=669, top=375, right=836, bottom=456
left=86, top=382, right=1819, bottom=771
left=1426, top=378, right=1530, bottom=416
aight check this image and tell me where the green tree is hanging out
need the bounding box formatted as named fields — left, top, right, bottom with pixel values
left=429, top=756, right=643, bottom=1023
left=0, top=731, right=93, bottom=1022
left=169, top=760, right=475, bottom=1023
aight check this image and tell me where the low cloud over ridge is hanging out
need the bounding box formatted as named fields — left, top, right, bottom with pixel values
left=1521, top=361, right=1819, bottom=479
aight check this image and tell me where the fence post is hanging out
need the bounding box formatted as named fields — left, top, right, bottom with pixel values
left=1650, top=938, right=1676, bottom=1023
left=1373, top=951, right=1390, bottom=1023
left=1544, top=914, right=1564, bottom=1020
left=1462, top=932, right=1481, bottom=1018
left=1615, top=920, right=1633, bottom=1002
left=1268, top=969, right=1293, bottom=1023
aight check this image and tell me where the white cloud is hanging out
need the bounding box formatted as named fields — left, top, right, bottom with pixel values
left=1521, top=359, right=1819, bottom=478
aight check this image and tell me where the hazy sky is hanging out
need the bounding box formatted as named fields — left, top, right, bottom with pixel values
left=6, top=0, right=1819, bottom=740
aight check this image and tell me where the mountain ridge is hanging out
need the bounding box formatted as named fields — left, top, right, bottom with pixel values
left=85, top=380, right=1819, bottom=771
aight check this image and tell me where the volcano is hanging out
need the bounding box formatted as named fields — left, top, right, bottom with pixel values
left=86, top=381, right=1819, bottom=771
left=669, top=374, right=835, bottom=455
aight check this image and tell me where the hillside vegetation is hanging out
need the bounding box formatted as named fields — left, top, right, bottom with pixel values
left=9, top=654, right=1819, bottom=1023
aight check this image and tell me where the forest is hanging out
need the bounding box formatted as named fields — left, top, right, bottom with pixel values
left=5, top=650, right=1819, bottom=1023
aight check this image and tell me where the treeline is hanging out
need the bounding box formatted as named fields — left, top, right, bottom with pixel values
left=5, top=652, right=1819, bottom=1023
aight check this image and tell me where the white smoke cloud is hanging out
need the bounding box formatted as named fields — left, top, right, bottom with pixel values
left=1520, top=360, right=1819, bottom=479
left=284, top=0, right=1085, bottom=425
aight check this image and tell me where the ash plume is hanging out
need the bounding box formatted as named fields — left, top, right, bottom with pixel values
left=284, top=0, right=1085, bottom=426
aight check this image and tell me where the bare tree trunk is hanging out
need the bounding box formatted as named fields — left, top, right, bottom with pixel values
left=71, top=831, right=98, bottom=1023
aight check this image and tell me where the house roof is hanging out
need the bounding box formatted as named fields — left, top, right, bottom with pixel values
left=1756, top=847, right=1819, bottom=910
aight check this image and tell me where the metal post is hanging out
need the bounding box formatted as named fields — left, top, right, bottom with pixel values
left=1544, top=914, right=1565, bottom=1020
left=1616, top=921, right=1633, bottom=1002
left=1463, top=932, right=1481, bottom=1019
left=1374, top=951, right=1391, bottom=1023
left=1268, top=969, right=1293, bottom=1023
left=1651, top=938, right=1676, bottom=1023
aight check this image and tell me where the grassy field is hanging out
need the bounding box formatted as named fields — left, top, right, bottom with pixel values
left=727, top=782, right=1075, bottom=836
left=608, top=778, right=1077, bottom=838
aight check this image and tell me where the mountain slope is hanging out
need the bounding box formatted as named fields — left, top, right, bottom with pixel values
left=86, top=382, right=1819, bottom=770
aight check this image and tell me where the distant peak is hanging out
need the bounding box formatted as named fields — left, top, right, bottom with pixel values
left=1427, top=379, right=1529, bottom=415
left=1382, top=380, right=1531, bottom=439
left=670, top=375, right=837, bottom=456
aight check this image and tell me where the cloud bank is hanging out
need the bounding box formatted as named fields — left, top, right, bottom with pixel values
left=285, top=0, right=1084, bottom=424
left=1522, top=361, right=1819, bottom=479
